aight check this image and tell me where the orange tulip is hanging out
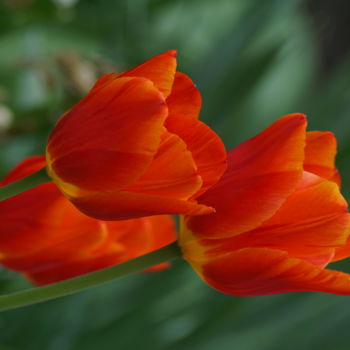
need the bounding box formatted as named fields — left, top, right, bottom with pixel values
left=45, top=51, right=227, bottom=220
left=0, top=156, right=176, bottom=285
left=180, top=114, right=350, bottom=296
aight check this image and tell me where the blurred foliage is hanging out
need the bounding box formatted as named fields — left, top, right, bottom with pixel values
left=1, top=0, right=350, bottom=349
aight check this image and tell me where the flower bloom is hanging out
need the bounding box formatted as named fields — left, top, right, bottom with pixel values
left=0, top=156, right=176, bottom=285
left=45, top=51, right=227, bottom=220
left=180, top=114, right=350, bottom=296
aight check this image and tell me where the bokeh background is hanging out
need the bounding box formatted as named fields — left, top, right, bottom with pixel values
left=1, top=0, right=350, bottom=349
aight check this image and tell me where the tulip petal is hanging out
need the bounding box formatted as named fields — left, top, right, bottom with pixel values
left=0, top=156, right=64, bottom=256
left=166, top=72, right=202, bottom=119
left=186, top=114, right=307, bottom=238
left=206, top=178, right=350, bottom=268
left=1, top=222, right=108, bottom=271
left=145, top=215, right=177, bottom=249
left=23, top=253, right=126, bottom=286
left=332, top=232, right=350, bottom=262
left=47, top=77, right=168, bottom=194
left=1, top=155, right=46, bottom=186
left=251, top=179, right=349, bottom=265
left=165, top=115, right=227, bottom=197
left=125, top=130, right=203, bottom=199
left=120, top=50, right=177, bottom=98
left=37, top=204, right=108, bottom=260
left=71, top=188, right=214, bottom=221
left=4, top=215, right=177, bottom=285
left=200, top=247, right=350, bottom=296
left=304, top=131, right=340, bottom=185
left=0, top=156, right=111, bottom=260
left=104, top=215, right=177, bottom=257
left=2, top=216, right=120, bottom=273
left=0, top=185, right=65, bottom=257
left=119, top=215, right=177, bottom=273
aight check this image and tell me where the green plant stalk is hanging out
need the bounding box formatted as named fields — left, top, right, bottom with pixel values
left=0, top=242, right=182, bottom=312
left=0, top=168, right=50, bottom=200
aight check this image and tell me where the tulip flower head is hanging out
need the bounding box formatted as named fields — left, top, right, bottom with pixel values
left=180, top=114, right=350, bottom=296
left=0, top=156, right=176, bottom=285
left=45, top=51, right=227, bottom=221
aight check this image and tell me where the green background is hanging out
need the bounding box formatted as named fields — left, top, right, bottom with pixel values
left=1, top=0, right=350, bottom=349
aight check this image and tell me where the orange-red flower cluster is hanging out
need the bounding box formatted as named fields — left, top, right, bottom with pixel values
left=180, top=114, right=350, bottom=296
left=0, top=156, right=176, bottom=285
left=2, top=51, right=350, bottom=297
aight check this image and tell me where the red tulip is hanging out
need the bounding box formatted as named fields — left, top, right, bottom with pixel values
left=46, top=51, right=227, bottom=220
left=180, top=114, right=350, bottom=296
left=0, top=156, right=176, bottom=285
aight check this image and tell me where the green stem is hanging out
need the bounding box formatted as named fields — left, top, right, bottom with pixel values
left=0, top=168, right=50, bottom=201
left=0, top=242, right=182, bottom=312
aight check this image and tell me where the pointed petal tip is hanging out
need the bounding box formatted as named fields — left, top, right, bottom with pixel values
left=166, top=49, right=177, bottom=57
left=283, top=113, right=307, bottom=125
left=308, top=130, right=336, bottom=141
left=1, top=155, right=47, bottom=186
